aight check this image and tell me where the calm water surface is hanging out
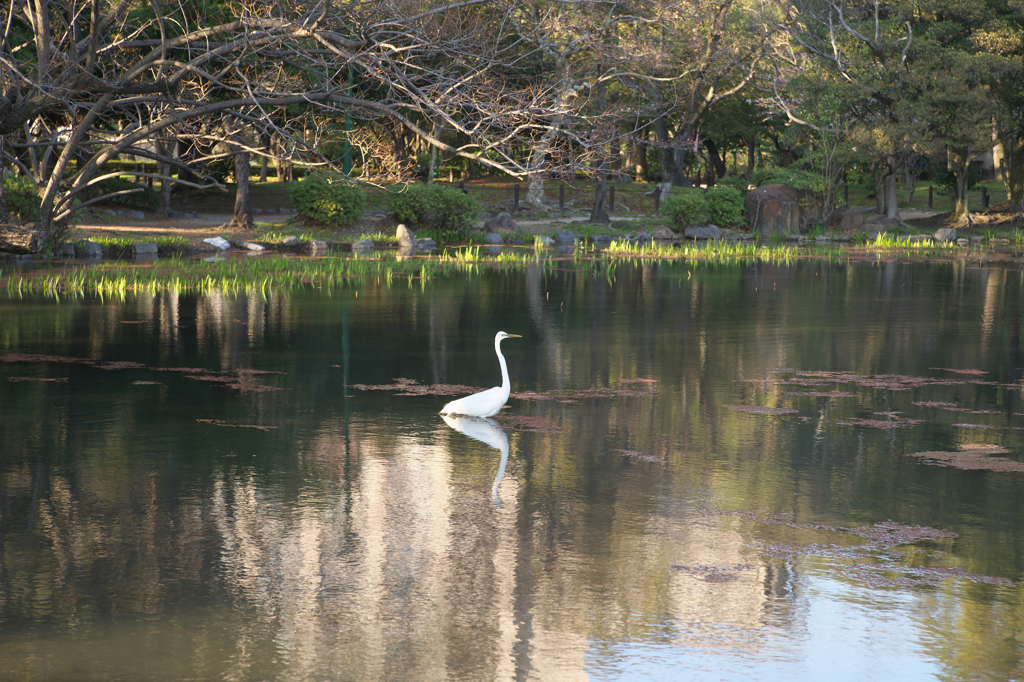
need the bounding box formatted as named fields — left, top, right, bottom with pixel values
left=1, top=258, right=1023, bottom=681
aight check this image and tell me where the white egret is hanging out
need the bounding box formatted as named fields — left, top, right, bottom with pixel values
left=439, top=331, right=521, bottom=417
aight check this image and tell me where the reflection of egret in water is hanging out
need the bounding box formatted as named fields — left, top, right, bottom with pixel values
left=442, top=414, right=509, bottom=506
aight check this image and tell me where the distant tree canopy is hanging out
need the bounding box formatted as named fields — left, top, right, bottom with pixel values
left=0, top=0, right=1020, bottom=242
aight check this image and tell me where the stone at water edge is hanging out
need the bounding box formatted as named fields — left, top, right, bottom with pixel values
left=134, top=242, right=158, bottom=255
left=484, top=233, right=505, bottom=244
left=483, top=212, right=519, bottom=232
left=79, top=240, right=104, bottom=257
left=651, top=225, right=678, bottom=240
left=554, top=230, right=578, bottom=244
left=416, top=237, right=436, bottom=250
left=308, top=239, right=328, bottom=255
left=280, top=235, right=301, bottom=247
left=203, top=237, right=231, bottom=250
left=684, top=225, right=721, bottom=240
left=934, top=227, right=957, bottom=243
left=233, top=241, right=264, bottom=251
left=534, top=236, right=555, bottom=247
left=353, top=238, right=374, bottom=249
left=396, top=224, right=417, bottom=247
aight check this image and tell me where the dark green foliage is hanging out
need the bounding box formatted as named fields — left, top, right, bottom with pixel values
left=715, top=175, right=752, bottom=195
left=388, top=184, right=479, bottom=238
left=92, top=177, right=160, bottom=211
left=663, top=189, right=706, bottom=227
left=3, top=176, right=40, bottom=222
left=289, top=175, right=365, bottom=227
left=705, top=185, right=745, bottom=226
left=752, top=167, right=824, bottom=192
left=930, top=165, right=982, bottom=194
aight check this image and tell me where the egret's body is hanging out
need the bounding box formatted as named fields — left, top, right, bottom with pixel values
left=440, top=331, right=521, bottom=417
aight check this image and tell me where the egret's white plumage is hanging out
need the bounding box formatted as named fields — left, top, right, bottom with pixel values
left=439, top=331, right=521, bottom=417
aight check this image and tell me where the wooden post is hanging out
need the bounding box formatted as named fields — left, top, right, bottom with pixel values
left=843, top=184, right=849, bottom=203
left=513, top=184, right=519, bottom=214
left=559, top=184, right=565, bottom=211
left=654, top=191, right=660, bottom=216
left=928, top=186, right=933, bottom=209
left=608, top=185, right=615, bottom=213
left=983, top=187, right=989, bottom=208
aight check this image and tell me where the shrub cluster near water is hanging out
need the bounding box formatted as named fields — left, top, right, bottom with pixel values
left=289, top=174, right=366, bottom=227
left=662, top=185, right=744, bottom=229
left=388, top=184, right=479, bottom=240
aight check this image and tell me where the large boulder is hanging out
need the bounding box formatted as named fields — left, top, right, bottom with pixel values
left=934, top=227, right=957, bottom=243
left=862, top=216, right=898, bottom=237
left=483, top=212, right=519, bottom=232
left=396, top=224, right=417, bottom=247
left=744, top=184, right=819, bottom=237
left=78, top=239, right=104, bottom=258
left=684, top=225, right=721, bottom=240
left=837, top=209, right=865, bottom=232
left=651, top=225, right=678, bottom=240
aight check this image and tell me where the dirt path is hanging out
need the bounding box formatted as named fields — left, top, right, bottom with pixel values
left=74, top=211, right=296, bottom=244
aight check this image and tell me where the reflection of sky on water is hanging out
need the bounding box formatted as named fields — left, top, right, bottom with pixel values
left=586, top=573, right=939, bottom=681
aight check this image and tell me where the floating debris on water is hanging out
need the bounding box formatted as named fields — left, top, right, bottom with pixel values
left=785, top=390, right=857, bottom=397
left=670, top=563, right=754, bottom=583
left=724, top=405, right=799, bottom=415
left=7, top=376, right=67, bottom=383
left=494, top=415, right=569, bottom=434
left=615, top=449, right=666, bottom=463
left=906, top=444, right=1024, bottom=472
left=930, top=367, right=989, bottom=375
left=196, top=419, right=277, bottom=431
left=836, top=416, right=922, bottom=428
left=132, top=381, right=161, bottom=385
left=351, top=377, right=479, bottom=396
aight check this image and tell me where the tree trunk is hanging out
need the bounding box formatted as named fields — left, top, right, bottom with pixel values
left=259, top=132, right=270, bottom=182
left=226, top=121, right=254, bottom=228
left=637, top=133, right=649, bottom=182
left=0, top=136, right=7, bottom=223
left=703, top=138, right=727, bottom=179
left=1001, top=135, right=1024, bottom=212
left=884, top=173, right=899, bottom=220
left=155, top=139, right=172, bottom=213
left=745, top=137, right=756, bottom=178
left=948, top=145, right=973, bottom=222
left=589, top=174, right=609, bottom=225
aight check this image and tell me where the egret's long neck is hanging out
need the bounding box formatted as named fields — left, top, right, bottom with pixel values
left=496, top=337, right=510, bottom=393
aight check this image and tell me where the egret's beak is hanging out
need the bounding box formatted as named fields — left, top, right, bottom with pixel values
left=506, top=334, right=522, bottom=338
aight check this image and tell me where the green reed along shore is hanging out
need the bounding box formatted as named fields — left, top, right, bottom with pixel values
left=0, top=235, right=997, bottom=297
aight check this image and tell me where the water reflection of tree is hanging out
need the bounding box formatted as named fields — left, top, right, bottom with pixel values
left=3, top=263, right=1024, bottom=679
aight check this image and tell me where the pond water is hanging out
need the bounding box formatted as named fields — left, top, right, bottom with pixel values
left=1, top=258, right=1023, bottom=681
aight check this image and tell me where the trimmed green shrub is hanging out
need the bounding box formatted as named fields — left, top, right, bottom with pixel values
left=663, top=189, right=706, bottom=228
left=388, top=183, right=479, bottom=237
left=3, top=176, right=40, bottom=222
left=705, top=185, right=745, bottom=226
left=289, top=175, right=365, bottom=227
left=92, top=177, right=160, bottom=211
